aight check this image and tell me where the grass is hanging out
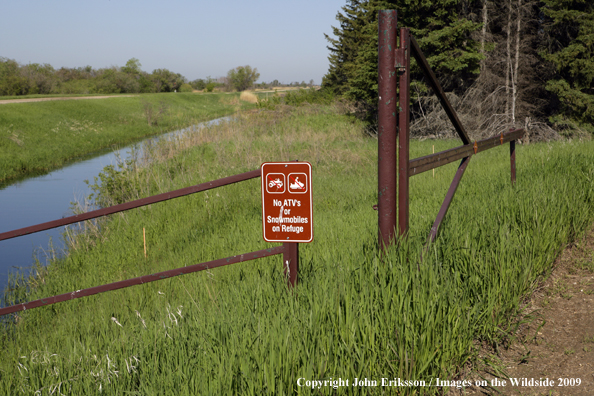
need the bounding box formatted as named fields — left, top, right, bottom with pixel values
left=239, top=91, right=259, bottom=104
left=0, top=92, right=256, bottom=183
left=0, top=93, right=127, bottom=101
left=1, top=104, right=594, bottom=394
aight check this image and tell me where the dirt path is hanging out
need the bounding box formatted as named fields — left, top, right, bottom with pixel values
left=0, top=95, right=135, bottom=104
left=496, top=226, right=594, bottom=396
left=454, top=225, right=594, bottom=395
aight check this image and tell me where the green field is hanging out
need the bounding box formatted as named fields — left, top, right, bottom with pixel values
left=1, top=104, right=593, bottom=395
left=0, top=92, right=255, bottom=183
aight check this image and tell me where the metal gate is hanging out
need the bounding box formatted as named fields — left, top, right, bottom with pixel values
left=377, top=10, right=524, bottom=250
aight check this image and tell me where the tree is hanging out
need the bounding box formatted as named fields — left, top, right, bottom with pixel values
left=151, top=68, right=186, bottom=92
left=121, top=58, right=142, bottom=75
left=0, top=57, right=27, bottom=95
left=540, top=0, right=594, bottom=131
left=227, top=65, right=260, bottom=91
left=322, top=0, right=367, bottom=95
left=323, top=0, right=484, bottom=126
left=191, top=79, right=206, bottom=90
left=20, top=62, right=56, bottom=94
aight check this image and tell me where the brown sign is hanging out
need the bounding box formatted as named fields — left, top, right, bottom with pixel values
left=261, top=162, right=313, bottom=243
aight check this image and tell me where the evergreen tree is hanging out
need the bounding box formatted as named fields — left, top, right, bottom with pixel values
left=322, top=0, right=367, bottom=95
left=541, top=0, right=594, bottom=131
left=323, top=0, right=484, bottom=126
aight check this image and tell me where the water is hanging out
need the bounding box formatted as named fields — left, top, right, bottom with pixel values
left=0, top=117, right=228, bottom=301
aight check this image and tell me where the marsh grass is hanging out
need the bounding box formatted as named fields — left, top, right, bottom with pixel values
left=1, top=105, right=594, bottom=394
left=239, top=91, right=259, bottom=104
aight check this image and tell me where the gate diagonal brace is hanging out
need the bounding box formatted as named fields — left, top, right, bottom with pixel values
left=410, top=35, right=471, bottom=146
left=428, top=156, right=471, bottom=243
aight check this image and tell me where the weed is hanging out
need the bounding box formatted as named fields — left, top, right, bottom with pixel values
left=142, top=100, right=168, bottom=126
left=576, top=258, right=594, bottom=272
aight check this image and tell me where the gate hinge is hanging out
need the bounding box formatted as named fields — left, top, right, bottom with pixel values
left=395, top=48, right=408, bottom=71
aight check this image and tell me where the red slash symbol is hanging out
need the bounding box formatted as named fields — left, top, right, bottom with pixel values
left=289, top=174, right=305, bottom=190
left=267, top=174, right=283, bottom=190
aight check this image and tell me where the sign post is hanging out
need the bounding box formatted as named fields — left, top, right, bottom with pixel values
left=261, top=162, right=313, bottom=287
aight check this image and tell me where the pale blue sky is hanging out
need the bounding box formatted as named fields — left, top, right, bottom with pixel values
left=1, top=0, right=347, bottom=84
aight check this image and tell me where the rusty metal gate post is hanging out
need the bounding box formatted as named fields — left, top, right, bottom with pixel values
left=378, top=10, right=398, bottom=251
left=283, top=242, right=299, bottom=287
left=396, top=28, right=411, bottom=237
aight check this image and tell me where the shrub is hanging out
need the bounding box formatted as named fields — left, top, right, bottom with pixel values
left=179, top=83, right=193, bottom=93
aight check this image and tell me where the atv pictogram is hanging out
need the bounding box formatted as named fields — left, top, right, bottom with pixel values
left=268, top=178, right=283, bottom=189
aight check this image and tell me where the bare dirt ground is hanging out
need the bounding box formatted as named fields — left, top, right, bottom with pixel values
left=0, top=95, right=134, bottom=104
left=451, top=225, right=594, bottom=396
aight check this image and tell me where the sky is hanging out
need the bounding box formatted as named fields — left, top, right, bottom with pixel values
left=1, top=0, right=347, bottom=85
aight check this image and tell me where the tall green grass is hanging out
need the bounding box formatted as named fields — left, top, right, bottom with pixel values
left=0, top=92, right=255, bottom=183
left=1, top=105, right=593, bottom=394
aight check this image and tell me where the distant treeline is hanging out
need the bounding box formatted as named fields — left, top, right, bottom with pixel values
left=0, top=58, right=194, bottom=95
left=0, top=57, right=316, bottom=96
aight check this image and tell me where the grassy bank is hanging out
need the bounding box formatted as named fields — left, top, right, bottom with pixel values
left=1, top=104, right=594, bottom=395
left=0, top=92, right=255, bottom=183
left=0, top=93, right=125, bottom=101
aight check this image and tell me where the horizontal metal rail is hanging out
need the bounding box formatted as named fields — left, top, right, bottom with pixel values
left=0, top=169, right=261, bottom=242
left=0, top=245, right=286, bottom=317
left=409, top=129, right=524, bottom=176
